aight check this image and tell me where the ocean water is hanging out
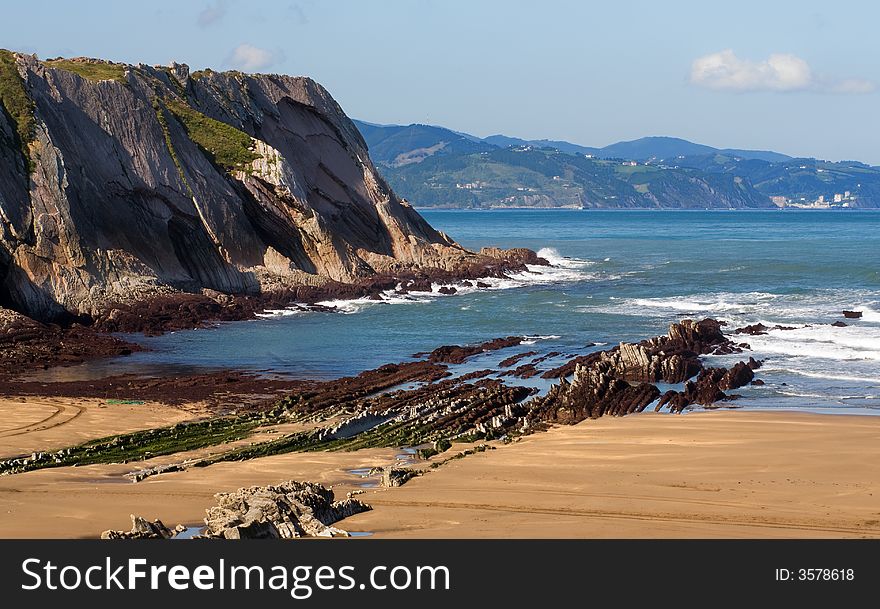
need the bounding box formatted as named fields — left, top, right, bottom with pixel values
left=43, top=210, right=880, bottom=414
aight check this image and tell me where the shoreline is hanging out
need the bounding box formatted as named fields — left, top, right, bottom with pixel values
left=0, top=408, right=877, bottom=539
left=0, top=247, right=547, bottom=379
left=0, top=316, right=875, bottom=539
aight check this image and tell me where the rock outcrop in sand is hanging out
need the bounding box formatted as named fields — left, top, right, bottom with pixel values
left=202, top=480, right=370, bottom=539
left=0, top=52, right=506, bottom=323
left=101, top=515, right=185, bottom=539
left=100, top=481, right=370, bottom=539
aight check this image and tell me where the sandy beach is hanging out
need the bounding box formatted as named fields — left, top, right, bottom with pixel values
left=0, top=398, right=877, bottom=539
left=0, top=396, right=203, bottom=458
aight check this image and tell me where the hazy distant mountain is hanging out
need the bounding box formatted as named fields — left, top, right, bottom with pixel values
left=353, top=120, right=879, bottom=209
left=351, top=120, right=493, bottom=167
left=599, top=136, right=791, bottom=163
left=382, top=146, right=773, bottom=210
left=355, top=120, right=792, bottom=165
left=484, top=134, right=599, bottom=156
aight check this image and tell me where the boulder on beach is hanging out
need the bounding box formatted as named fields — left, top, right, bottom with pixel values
left=202, top=480, right=371, bottom=539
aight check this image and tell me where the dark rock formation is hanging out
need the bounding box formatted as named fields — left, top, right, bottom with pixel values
left=721, top=361, right=756, bottom=390
left=0, top=306, right=140, bottom=375
left=543, top=318, right=732, bottom=382
left=532, top=319, right=759, bottom=421
left=655, top=362, right=754, bottom=412
left=423, top=336, right=523, bottom=364
left=499, top=351, right=538, bottom=368
left=735, top=323, right=796, bottom=335
left=507, top=363, right=540, bottom=378
left=842, top=311, right=863, bottom=319
left=202, top=480, right=370, bottom=539
left=530, top=361, right=661, bottom=423
left=101, top=515, right=185, bottom=539
left=831, top=321, right=848, bottom=327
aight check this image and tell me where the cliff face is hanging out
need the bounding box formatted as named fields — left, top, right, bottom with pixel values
left=0, top=53, right=476, bottom=321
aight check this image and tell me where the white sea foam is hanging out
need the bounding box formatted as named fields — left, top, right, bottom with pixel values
left=536, top=247, right=595, bottom=268
left=746, top=325, right=880, bottom=362
left=313, top=292, right=434, bottom=314
left=255, top=308, right=305, bottom=318
left=255, top=246, right=597, bottom=317
left=625, top=292, right=780, bottom=317
left=857, top=304, right=880, bottom=322
left=522, top=334, right=563, bottom=345
left=607, top=291, right=880, bottom=329
left=758, top=366, right=880, bottom=385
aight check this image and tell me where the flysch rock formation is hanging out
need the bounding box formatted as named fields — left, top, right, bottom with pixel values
left=101, top=514, right=186, bottom=539
left=528, top=319, right=760, bottom=423
left=100, top=480, right=370, bottom=539
left=202, top=480, right=370, bottom=539
left=0, top=51, right=504, bottom=324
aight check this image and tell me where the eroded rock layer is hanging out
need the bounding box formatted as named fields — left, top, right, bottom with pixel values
left=0, top=52, right=496, bottom=322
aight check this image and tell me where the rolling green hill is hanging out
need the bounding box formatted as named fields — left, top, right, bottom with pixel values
left=384, top=147, right=772, bottom=209
left=354, top=120, right=880, bottom=209
left=352, top=120, right=493, bottom=167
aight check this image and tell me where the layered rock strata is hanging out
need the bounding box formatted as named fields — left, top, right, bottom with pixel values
left=0, top=52, right=530, bottom=326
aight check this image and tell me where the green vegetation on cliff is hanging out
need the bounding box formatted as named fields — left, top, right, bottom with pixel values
left=164, top=97, right=259, bottom=171
left=383, top=147, right=771, bottom=209
left=153, top=99, right=192, bottom=193
left=0, top=49, right=35, bottom=170
left=44, top=58, right=126, bottom=82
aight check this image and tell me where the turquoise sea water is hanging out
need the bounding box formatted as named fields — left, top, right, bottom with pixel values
left=44, top=210, right=880, bottom=414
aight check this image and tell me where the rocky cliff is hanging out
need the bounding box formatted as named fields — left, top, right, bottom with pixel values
left=0, top=51, right=487, bottom=322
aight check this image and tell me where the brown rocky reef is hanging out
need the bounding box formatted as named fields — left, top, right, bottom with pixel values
left=529, top=319, right=761, bottom=424
left=0, top=51, right=534, bottom=328
left=2, top=321, right=765, bottom=483
left=0, top=306, right=140, bottom=375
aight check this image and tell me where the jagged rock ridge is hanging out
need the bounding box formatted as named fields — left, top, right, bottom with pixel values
left=0, top=52, right=482, bottom=321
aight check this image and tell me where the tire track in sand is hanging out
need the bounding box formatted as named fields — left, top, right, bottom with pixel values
left=0, top=401, right=85, bottom=438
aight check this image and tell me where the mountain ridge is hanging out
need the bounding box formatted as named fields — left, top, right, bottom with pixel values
left=352, top=119, right=880, bottom=209
left=352, top=119, right=793, bottom=165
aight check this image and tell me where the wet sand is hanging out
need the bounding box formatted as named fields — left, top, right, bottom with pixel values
left=348, top=410, right=880, bottom=538
left=0, top=405, right=878, bottom=538
left=0, top=396, right=202, bottom=459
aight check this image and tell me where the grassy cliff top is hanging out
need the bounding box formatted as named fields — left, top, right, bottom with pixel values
left=44, top=58, right=127, bottom=82
left=162, top=97, right=259, bottom=172
left=0, top=49, right=35, bottom=169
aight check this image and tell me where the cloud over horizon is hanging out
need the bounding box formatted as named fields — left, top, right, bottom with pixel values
left=690, top=49, right=875, bottom=94
left=225, top=43, right=283, bottom=72
left=198, top=1, right=229, bottom=27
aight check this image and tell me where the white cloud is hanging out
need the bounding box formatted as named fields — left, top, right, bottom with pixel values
left=829, top=79, right=876, bottom=94
left=198, top=1, right=229, bottom=27
left=690, top=49, right=875, bottom=94
left=226, top=44, right=283, bottom=72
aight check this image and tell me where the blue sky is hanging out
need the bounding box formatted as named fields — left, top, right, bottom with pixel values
left=2, top=0, right=878, bottom=163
